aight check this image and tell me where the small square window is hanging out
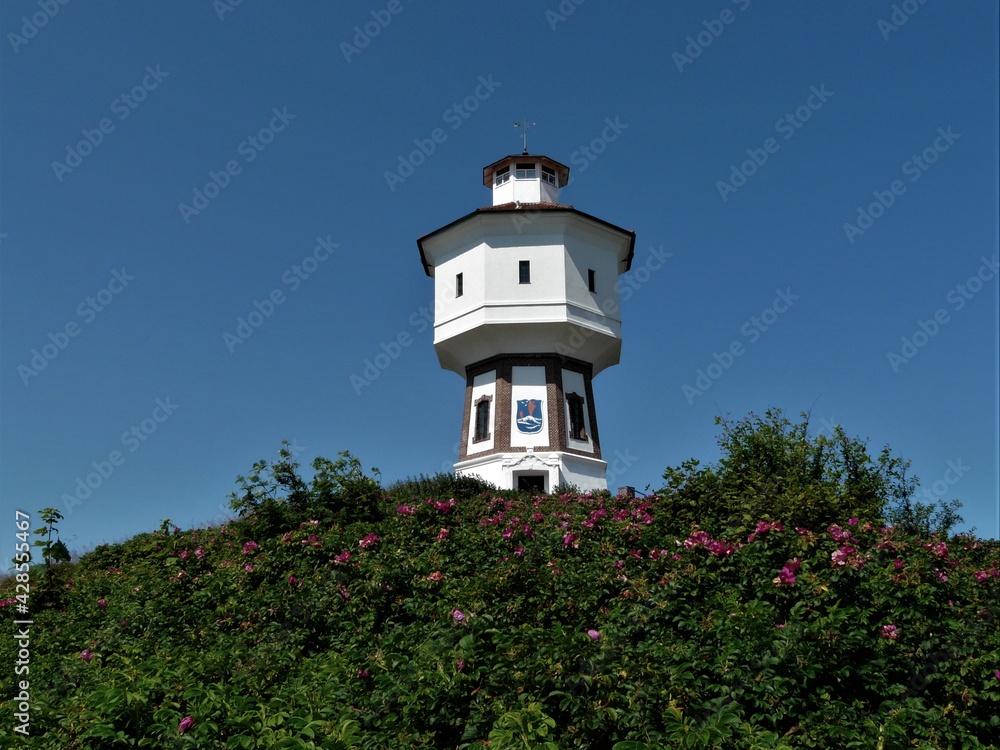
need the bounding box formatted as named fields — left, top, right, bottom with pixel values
left=456, top=272, right=463, bottom=297
left=515, top=162, right=536, bottom=179
left=588, top=269, right=596, bottom=293
left=541, top=165, right=556, bottom=185
left=519, top=260, right=530, bottom=284
left=494, top=166, right=510, bottom=186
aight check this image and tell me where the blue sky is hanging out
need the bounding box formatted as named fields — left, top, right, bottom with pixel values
left=1, top=0, right=997, bottom=562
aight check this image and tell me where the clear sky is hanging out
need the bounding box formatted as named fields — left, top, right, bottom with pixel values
left=2, top=1, right=997, bottom=562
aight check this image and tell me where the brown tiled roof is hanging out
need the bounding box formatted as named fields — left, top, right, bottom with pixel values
left=477, top=201, right=574, bottom=212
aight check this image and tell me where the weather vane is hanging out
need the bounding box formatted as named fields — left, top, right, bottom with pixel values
left=514, top=119, right=536, bottom=154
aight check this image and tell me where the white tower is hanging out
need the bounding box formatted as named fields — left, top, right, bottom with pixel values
left=417, top=152, right=635, bottom=492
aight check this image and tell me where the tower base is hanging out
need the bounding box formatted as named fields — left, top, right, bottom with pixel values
left=455, top=451, right=608, bottom=494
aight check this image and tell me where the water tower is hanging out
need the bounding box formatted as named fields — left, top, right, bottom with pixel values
left=417, top=148, right=634, bottom=492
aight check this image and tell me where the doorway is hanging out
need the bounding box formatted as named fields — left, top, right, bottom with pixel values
left=517, top=474, right=546, bottom=493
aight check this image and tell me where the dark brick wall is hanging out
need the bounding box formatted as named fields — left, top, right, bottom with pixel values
left=457, top=354, right=601, bottom=462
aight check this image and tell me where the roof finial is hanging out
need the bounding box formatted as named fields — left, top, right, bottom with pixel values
left=514, top=119, right=536, bottom=155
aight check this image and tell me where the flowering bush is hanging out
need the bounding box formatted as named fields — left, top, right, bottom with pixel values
left=773, top=558, right=800, bottom=586
left=1, top=417, right=997, bottom=748
left=880, top=623, right=900, bottom=640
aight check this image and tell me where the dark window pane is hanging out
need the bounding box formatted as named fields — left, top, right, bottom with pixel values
left=518, top=475, right=545, bottom=492
left=474, top=400, right=490, bottom=441
left=567, top=394, right=587, bottom=440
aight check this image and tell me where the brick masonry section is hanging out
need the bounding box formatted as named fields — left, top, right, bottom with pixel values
left=458, top=353, right=601, bottom=462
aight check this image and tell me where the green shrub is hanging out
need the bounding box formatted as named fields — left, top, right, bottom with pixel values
left=658, top=409, right=963, bottom=538
left=2, top=414, right=996, bottom=749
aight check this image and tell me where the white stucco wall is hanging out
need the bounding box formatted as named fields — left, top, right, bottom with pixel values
left=483, top=238, right=565, bottom=306
left=425, top=212, right=629, bottom=375
left=559, top=453, right=608, bottom=491
left=432, top=237, right=486, bottom=334
left=455, top=450, right=607, bottom=493
left=562, top=231, right=621, bottom=320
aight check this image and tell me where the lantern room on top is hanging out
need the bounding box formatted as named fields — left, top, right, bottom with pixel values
left=483, top=154, right=570, bottom=206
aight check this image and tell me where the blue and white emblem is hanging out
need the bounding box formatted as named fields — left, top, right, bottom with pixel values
left=516, top=399, right=543, bottom=434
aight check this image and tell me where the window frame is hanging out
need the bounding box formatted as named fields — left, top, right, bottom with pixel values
left=473, top=396, right=491, bottom=442
left=566, top=392, right=587, bottom=441
left=515, top=162, right=537, bottom=179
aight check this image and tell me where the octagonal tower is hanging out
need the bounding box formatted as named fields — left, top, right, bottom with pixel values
left=417, top=153, right=635, bottom=492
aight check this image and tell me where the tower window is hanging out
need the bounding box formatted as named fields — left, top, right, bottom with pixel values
left=541, top=165, right=556, bottom=185
left=519, top=260, right=530, bottom=284
left=588, top=269, right=596, bottom=293
left=474, top=396, right=491, bottom=442
left=494, top=166, right=510, bottom=186
left=456, top=272, right=463, bottom=297
left=515, top=162, right=536, bottom=179
left=567, top=393, right=587, bottom=441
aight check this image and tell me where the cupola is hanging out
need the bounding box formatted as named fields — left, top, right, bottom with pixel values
left=482, top=154, right=570, bottom=206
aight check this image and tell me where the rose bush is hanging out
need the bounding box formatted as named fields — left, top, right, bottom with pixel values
left=1, top=414, right=997, bottom=748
